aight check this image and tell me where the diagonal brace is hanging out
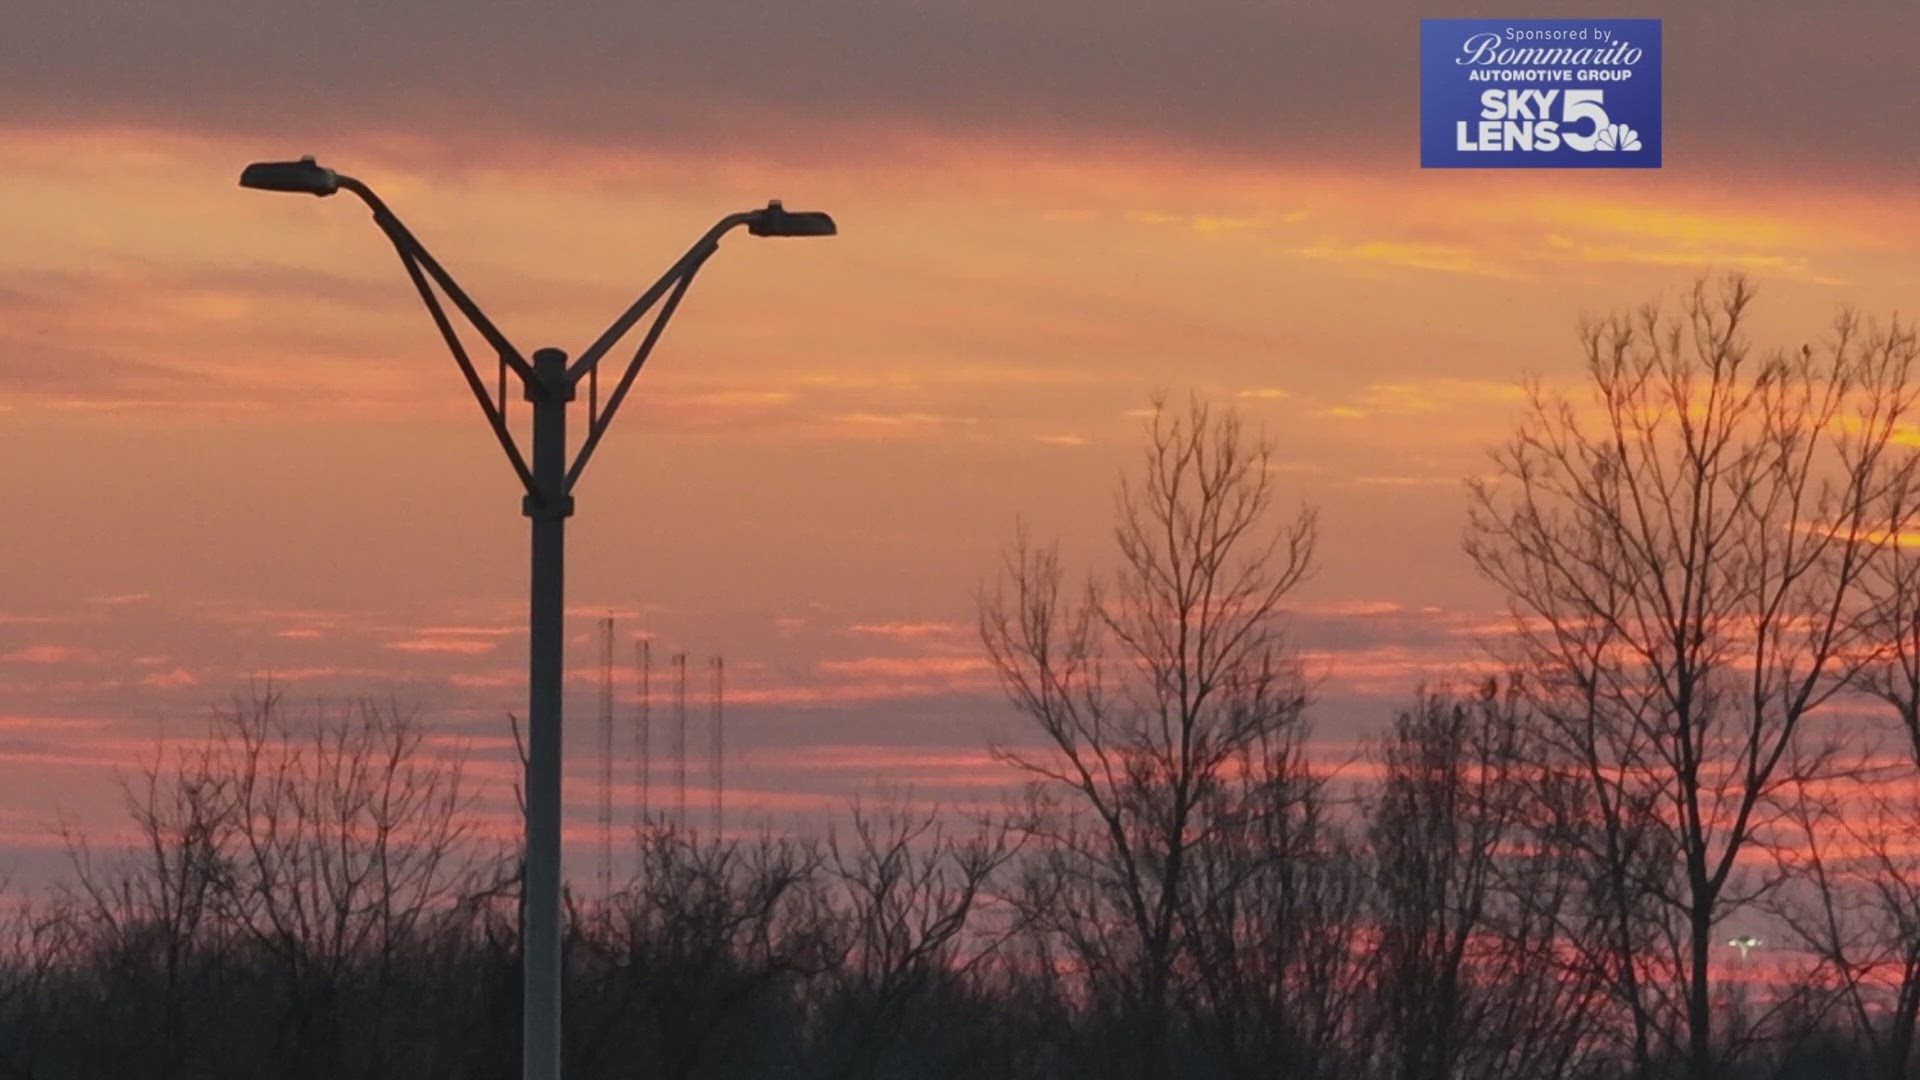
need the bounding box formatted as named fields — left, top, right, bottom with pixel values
left=366, top=209, right=536, bottom=383
left=567, top=217, right=748, bottom=381
left=380, top=233, right=539, bottom=499
left=564, top=247, right=715, bottom=491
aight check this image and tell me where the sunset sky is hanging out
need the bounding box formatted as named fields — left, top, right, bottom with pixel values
left=3, top=2, right=1919, bottom=890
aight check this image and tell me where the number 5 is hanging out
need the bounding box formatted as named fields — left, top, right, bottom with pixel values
left=1560, top=91, right=1610, bottom=151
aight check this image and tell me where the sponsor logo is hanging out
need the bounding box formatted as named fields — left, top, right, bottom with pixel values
left=1421, top=19, right=1662, bottom=168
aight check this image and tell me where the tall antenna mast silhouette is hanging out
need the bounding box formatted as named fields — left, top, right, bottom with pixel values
left=673, top=651, right=688, bottom=827
left=633, top=637, right=651, bottom=840
left=597, top=616, right=614, bottom=896
left=710, top=655, right=725, bottom=833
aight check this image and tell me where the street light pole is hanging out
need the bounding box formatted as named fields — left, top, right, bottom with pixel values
left=239, top=157, right=835, bottom=1080
left=524, top=345, right=571, bottom=1080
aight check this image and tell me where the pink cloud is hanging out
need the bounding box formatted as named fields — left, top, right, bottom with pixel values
left=82, top=592, right=150, bottom=606
left=725, top=683, right=979, bottom=706
left=1288, top=599, right=1405, bottom=617
left=2, top=645, right=96, bottom=665
left=0, top=715, right=113, bottom=732
left=449, top=671, right=521, bottom=689
left=816, top=657, right=991, bottom=678
left=846, top=621, right=972, bottom=641
left=386, top=637, right=500, bottom=656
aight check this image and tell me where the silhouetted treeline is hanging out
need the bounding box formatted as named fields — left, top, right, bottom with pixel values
left=10, top=277, right=1920, bottom=1079
left=0, top=682, right=1902, bottom=1080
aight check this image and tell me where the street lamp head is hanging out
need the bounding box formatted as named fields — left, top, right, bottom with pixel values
left=239, top=156, right=340, bottom=197
left=747, top=200, right=836, bottom=237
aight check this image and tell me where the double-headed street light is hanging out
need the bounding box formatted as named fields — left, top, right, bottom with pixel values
left=240, top=156, right=835, bottom=1080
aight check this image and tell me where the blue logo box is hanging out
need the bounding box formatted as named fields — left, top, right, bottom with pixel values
left=1421, top=19, right=1661, bottom=168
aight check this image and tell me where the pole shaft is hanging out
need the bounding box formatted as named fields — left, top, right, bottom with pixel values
left=524, top=348, right=573, bottom=1080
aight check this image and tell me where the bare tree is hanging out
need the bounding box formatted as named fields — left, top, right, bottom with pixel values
left=1174, top=737, right=1371, bottom=1079
left=815, top=800, right=1020, bottom=1078
left=61, top=737, right=235, bottom=1080
left=979, top=395, right=1316, bottom=1080
left=207, top=688, right=495, bottom=1078
left=571, top=823, right=841, bottom=1080
left=1770, top=757, right=1920, bottom=1080
left=0, top=895, right=71, bottom=1080
left=1859, top=454, right=1920, bottom=757
left=1366, top=680, right=1604, bottom=1080
left=1465, top=275, right=1920, bottom=1080
left=1767, top=514, right=1920, bottom=1080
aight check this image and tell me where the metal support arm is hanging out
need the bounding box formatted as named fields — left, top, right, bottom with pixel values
left=339, top=177, right=540, bottom=499
left=388, top=243, right=539, bottom=498
left=566, top=213, right=753, bottom=380
left=564, top=250, right=713, bottom=490
left=343, top=183, right=752, bottom=501
left=340, top=177, right=535, bottom=383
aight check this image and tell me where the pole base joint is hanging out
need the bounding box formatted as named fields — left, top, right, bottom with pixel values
left=522, top=493, right=575, bottom=518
